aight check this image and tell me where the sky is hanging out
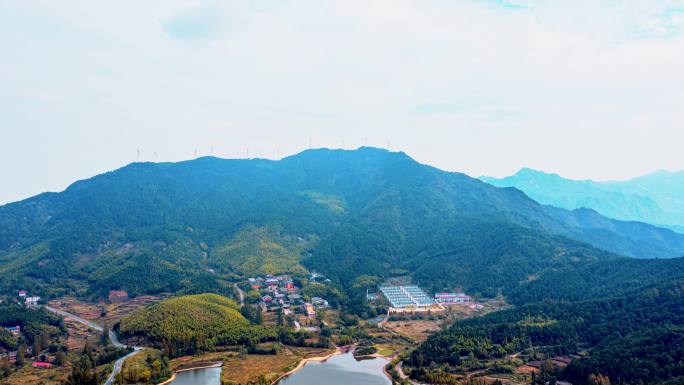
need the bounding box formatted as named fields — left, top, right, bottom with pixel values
left=2, top=0, right=684, bottom=205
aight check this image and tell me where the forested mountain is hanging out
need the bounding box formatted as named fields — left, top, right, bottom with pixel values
left=481, top=168, right=684, bottom=234
left=1, top=148, right=684, bottom=300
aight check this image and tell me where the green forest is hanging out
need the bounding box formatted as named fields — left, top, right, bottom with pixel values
left=117, top=294, right=275, bottom=356
left=406, top=278, right=684, bottom=385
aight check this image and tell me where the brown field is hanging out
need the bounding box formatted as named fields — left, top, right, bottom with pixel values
left=64, top=318, right=100, bottom=351
left=515, top=365, right=540, bottom=374
left=223, top=346, right=334, bottom=384
left=48, top=295, right=165, bottom=327
left=383, top=319, right=444, bottom=341
left=1, top=365, right=70, bottom=385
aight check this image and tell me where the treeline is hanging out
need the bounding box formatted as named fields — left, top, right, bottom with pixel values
left=407, top=279, right=684, bottom=384
left=116, top=349, right=171, bottom=385
left=65, top=341, right=130, bottom=385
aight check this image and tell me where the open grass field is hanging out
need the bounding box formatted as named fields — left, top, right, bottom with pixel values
left=383, top=319, right=444, bottom=342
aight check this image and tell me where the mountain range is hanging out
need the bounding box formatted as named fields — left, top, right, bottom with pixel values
left=481, top=168, right=684, bottom=234
left=1, top=147, right=684, bottom=302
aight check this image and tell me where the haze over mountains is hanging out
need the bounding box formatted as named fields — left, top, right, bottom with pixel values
left=481, top=168, right=684, bottom=234
left=1, top=147, right=684, bottom=302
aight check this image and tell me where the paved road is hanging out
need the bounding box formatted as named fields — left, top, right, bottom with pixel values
left=44, top=306, right=142, bottom=385
left=234, top=283, right=245, bottom=307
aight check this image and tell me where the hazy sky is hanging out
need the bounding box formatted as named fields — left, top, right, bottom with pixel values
left=2, top=1, right=684, bottom=205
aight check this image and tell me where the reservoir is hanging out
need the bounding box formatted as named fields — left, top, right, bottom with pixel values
left=278, top=352, right=391, bottom=385
left=170, top=353, right=392, bottom=385
left=168, top=352, right=389, bottom=385
left=169, top=367, right=221, bottom=385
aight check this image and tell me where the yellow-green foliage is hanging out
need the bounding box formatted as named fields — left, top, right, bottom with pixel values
left=119, top=294, right=272, bottom=352
left=120, top=349, right=171, bottom=384
left=212, top=226, right=309, bottom=276
left=300, top=191, right=346, bottom=214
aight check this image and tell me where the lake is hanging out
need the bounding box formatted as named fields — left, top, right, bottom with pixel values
left=278, top=352, right=391, bottom=385
left=168, top=352, right=390, bottom=385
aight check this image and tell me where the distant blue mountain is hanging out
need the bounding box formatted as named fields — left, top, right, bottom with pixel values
left=481, top=168, right=684, bottom=234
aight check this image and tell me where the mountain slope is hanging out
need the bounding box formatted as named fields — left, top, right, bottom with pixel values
left=481, top=168, right=684, bottom=233
left=407, top=276, right=684, bottom=385
left=1, top=148, right=684, bottom=299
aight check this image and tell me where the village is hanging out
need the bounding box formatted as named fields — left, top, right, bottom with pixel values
left=247, top=273, right=331, bottom=331
left=0, top=290, right=54, bottom=369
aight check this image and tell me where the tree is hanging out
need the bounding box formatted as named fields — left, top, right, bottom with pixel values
left=55, top=350, right=66, bottom=366
left=101, top=322, right=111, bottom=345
left=40, top=331, right=50, bottom=350
left=65, top=356, right=98, bottom=385
left=241, top=305, right=253, bottom=322
left=254, top=308, right=263, bottom=325
left=0, top=356, right=11, bottom=379
left=82, top=340, right=95, bottom=365
left=33, top=338, right=43, bottom=357
left=15, top=344, right=26, bottom=367
left=589, top=373, right=611, bottom=385
left=276, top=308, right=284, bottom=326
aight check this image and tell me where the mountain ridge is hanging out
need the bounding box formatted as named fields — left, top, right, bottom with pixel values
left=481, top=167, right=684, bottom=233
left=1, top=147, right=684, bottom=301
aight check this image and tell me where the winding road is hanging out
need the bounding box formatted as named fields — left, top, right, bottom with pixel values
left=44, top=306, right=142, bottom=385
left=234, top=283, right=245, bottom=307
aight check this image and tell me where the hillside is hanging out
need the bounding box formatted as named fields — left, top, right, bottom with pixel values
left=1, top=148, right=684, bottom=301
left=481, top=168, right=684, bottom=233
left=118, top=294, right=273, bottom=356
left=407, top=276, right=684, bottom=385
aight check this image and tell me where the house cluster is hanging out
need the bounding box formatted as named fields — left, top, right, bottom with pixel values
left=16, top=290, right=41, bottom=307
left=248, top=274, right=329, bottom=319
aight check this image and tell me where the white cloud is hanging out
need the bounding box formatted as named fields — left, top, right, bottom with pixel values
left=1, top=0, right=683, bottom=204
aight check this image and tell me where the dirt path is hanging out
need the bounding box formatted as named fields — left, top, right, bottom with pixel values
left=396, top=362, right=425, bottom=385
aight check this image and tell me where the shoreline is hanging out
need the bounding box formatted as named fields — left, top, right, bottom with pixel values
left=269, top=345, right=350, bottom=385
left=156, top=361, right=223, bottom=385
left=174, top=361, right=223, bottom=373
